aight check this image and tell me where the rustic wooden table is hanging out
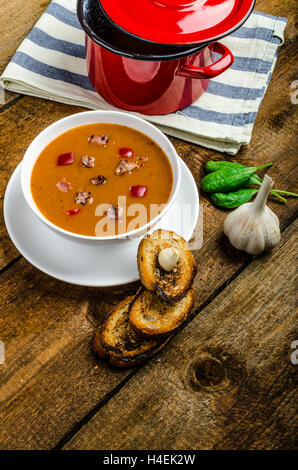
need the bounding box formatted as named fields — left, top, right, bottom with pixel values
left=0, top=0, right=297, bottom=451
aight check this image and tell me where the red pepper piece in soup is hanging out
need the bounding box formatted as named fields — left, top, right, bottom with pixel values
left=57, top=152, right=74, bottom=166
left=118, top=147, right=134, bottom=159
left=66, top=208, right=80, bottom=215
left=130, top=185, right=147, bottom=198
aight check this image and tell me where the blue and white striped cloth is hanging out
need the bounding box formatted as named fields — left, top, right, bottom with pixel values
left=1, top=0, right=287, bottom=154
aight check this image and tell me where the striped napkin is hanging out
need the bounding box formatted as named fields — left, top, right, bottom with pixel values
left=1, top=0, right=287, bottom=154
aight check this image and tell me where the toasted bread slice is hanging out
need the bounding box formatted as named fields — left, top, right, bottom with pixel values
left=129, top=288, right=194, bottom=338
left=137, top=229, right=197, bottom=302
left=93, top=295, right=168, bottom=368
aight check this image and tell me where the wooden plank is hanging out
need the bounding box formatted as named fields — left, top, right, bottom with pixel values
left=64, top=219, right=298, bottom=450
left=0, top=33, right=297, bottom=452
left=0, top=89, right=19, bottom=109
left=0, top=259, right=139, bottom=450
left=0, top=1, right=52, bottom=109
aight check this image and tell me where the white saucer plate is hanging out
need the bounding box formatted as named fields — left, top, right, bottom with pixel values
left=4, top=160, right=199, bottom=287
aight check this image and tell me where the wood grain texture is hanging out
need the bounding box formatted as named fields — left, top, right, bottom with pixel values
left=0, top=0, right=297, bottom=451
left=0, top=0, right=51, bottom=76
left=0, top=261, right=139, bottom=449
left=0, top=1, right=52, bottom=108
left=64, top=220, right=298, bottom=450
left=0, top=92, right=296, bottom=448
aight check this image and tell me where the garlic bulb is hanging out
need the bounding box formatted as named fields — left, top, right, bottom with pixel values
left=158, top=247, right=180, bottom=271
left=223, top=174, right=281, bottom=255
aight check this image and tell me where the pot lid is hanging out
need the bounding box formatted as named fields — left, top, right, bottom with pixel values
left=98, top=0, right=255, bottom=46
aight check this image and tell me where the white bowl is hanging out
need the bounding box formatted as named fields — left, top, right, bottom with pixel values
left=21, top=111, right=181, bottom=245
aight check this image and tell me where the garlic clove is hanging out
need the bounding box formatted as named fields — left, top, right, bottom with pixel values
left=223, top=175, right=281, bottom=255
left=158, top=247, right=180, bottom=272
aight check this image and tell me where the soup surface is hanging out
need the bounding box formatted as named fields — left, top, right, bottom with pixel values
left=31, top=123, right=173, bottom=236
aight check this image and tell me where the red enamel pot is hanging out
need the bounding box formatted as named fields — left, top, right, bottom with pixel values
left=78, top=0, right=237, bottom=115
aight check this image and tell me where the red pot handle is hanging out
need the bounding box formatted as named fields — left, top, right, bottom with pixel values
left=176, top=42, right=234, bottom=79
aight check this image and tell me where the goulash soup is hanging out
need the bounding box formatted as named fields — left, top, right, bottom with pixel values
left=31, top=123, right=173, bottom=236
